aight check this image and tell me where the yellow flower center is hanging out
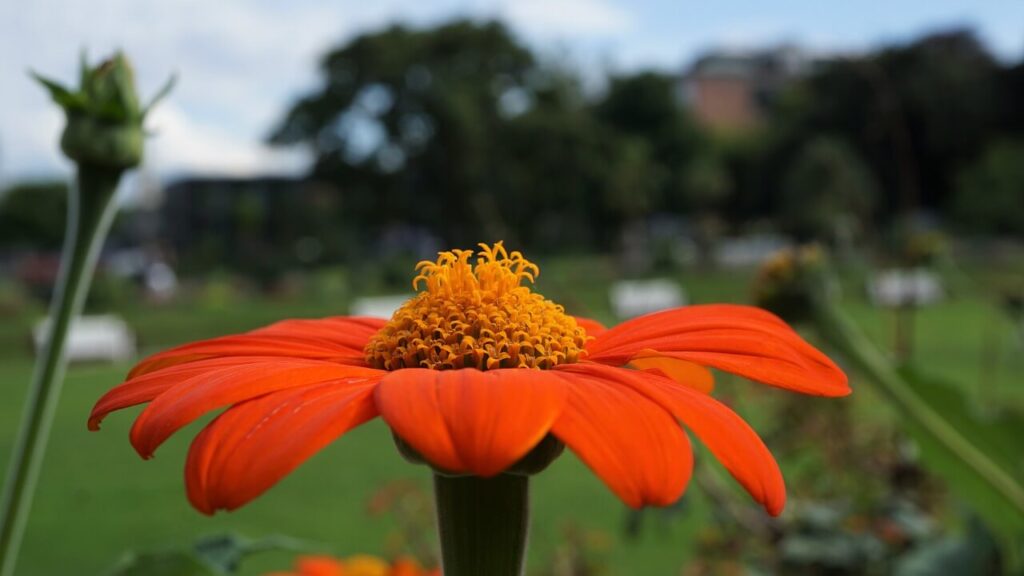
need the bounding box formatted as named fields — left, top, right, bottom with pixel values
left=365, top=242, right=587, bottom=371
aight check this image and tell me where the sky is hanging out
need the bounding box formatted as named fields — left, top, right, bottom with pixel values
left=1, top=0, right=1021, bottom=186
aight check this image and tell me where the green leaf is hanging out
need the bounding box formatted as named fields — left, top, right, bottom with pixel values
left=894, top=517, right=1001, bottom=576
left=105, top=533, right=317, bottom=576
left=898, top=365, right=1024, bottom=547
left=192, top=532, right=315, bottom=572
left=106, top=551, right=218, bottom=576
left=814, top=304, right=1024, bottom=570
left=192, top=534, right=250, bottom=574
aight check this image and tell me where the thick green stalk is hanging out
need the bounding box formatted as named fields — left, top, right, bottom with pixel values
left=812, top=301, right=1024, bottom=516
left=433, top=474, right=530, bottom=576
left=0, top=164, right=122, bottom=576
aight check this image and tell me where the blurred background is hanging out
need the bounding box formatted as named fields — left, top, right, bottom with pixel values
left=1, top=1, right=1023, bottom=574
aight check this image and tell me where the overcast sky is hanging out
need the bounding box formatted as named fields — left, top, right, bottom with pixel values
left=1, top=0, right=1021, bottom=186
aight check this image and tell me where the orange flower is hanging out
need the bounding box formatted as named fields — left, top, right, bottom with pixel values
left=90, top=243, right=848, bottom=515
left=265, top=554, right=438, bottom=576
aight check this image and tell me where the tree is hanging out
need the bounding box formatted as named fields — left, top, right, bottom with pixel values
left=0, top=182, right=68, bottom=250
left=781, top=136, right=877, bottom=243
left=765, top=29, right=1000, bottom=224
left=269, top=20, right=537, bottom=247
left=951, top=140, right=1024, bottom=236
left=494, top=76, right=623, bottom=251
left=593, top=72, right=703, bottom=214
left=683, top=151, right=731, bottom=214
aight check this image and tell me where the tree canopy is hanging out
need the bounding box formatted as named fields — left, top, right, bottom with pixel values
left=0, top=182, right=68, bottom=250
left=269, top=20, right=706, bottom=253
left=267, top=22, right=1024, bottom=259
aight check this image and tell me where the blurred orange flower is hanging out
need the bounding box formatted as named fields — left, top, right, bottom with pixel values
left=265, top=554, right=438, bottom=576
left=90, top=242, right=848, bottom=515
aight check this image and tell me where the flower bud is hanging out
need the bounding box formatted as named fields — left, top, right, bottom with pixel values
left=903, top=230, right=948, bottom=267
left=752, top=244, right=836, bottom=323
left=34, top=52, right=173, bottom=170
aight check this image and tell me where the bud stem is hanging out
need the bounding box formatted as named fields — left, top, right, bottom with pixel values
left=0, top=164, right=122, bottom=576
left=433, top=473, right=530, bottom=576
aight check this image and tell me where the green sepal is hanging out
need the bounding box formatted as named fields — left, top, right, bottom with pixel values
left=143, top=73, right=178, bottom=120
left=30, top=73, right=87, bottom=111
left=392, top=432, right=565, bottom=477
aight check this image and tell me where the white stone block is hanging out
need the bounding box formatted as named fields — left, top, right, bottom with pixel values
left=868, top=269, right=945, bottom=307
left=349, top=295, right=411, bottom=319
left=610, top=279, right=687, bottom=319
left=33, top=314, right=137, bottom=364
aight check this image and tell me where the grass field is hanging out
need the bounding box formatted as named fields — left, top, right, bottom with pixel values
left=1, top=258, right=1022, bottom=575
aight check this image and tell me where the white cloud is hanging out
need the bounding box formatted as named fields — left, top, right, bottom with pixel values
left=2, top=0, right=1020, bottom=185
left=498, top=0, right=634, bottom=36
left=0, top=0, right=407, bottom=182
left=0, top=98, right=70, bottom=183
left=145, top=103, right=307, bottom=177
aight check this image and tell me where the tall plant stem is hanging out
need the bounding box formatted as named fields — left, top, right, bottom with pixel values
left=0, top=164, right=122, bottom=576
left=812, top=301, right=1024, bottom=517
left=433, top=473, right=530, bottom=576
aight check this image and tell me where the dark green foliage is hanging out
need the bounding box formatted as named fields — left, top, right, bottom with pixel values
left=594, top=72, right=704, bottom=213
left=781, top=136, right=877, bottom=241
left=269, top=21, right=703, bottom=253
left=270, top=20, right=536, bottom=248
left=766, top=29, right=1004, bottom=223
left=0, top=182, right=68, bottom=250
left=263, top=22, right=1024, bottom=259
left=951, top=140, right=1024, bottom=235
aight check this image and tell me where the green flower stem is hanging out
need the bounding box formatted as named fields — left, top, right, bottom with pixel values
left=433, top=473, right=530, bottom=576
left=0, top=164, right=123, bottom=576
left=812, top=300, right=1024, bottom=517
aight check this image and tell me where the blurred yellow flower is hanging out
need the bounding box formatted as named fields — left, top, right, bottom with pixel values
left=264, top=554, right=438, bottom=576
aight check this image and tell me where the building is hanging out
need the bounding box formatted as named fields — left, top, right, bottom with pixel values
left=161, top=177, right=343, bottom=277
left=682, top=45, right=817, bottom=132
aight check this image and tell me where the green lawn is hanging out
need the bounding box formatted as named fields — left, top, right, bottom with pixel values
left=1, top=259, right=1021, bottom=575
left=0, top=360, right=712, bottom=576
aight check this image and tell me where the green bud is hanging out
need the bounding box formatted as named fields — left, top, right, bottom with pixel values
left=752, top=244, right=836, bottom=323
left=33, top=51, right=174, bottom=170
left=903, top=230, right=948, bottom=267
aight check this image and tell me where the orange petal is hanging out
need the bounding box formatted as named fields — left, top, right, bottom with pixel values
left=549, top=367, right=692, bottom=508
left=186, top=381, right=377, bottom=514
left=251, top=316, right=386, bottom=349
left=128, top=316, right=384, bottom=378
left=587, top=304, right=848, bottom=396
left=130, top=359, right=383, bottom=458
left=295, top=555, right=346, bottom=576
left=391, top=558, right=429, bottom=576
left=573, top=316, right=607, bottom=338
left=564, top=363, right=786, bottom=515
left=89, top=356, right=270, bottom=430
left=630, top=354, right=714, bottom=393
left=374, top=368, right=567, bottom=476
